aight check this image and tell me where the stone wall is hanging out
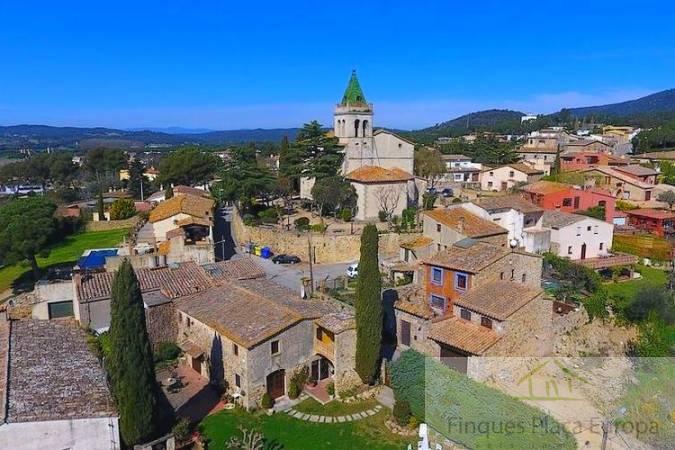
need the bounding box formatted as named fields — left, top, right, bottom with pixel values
left=484, top=295, right=553, bottom=357
left=0, top=417, right=120, bottom=450
left=333, top=328, right=361, bottom=395
left=145, top=303, right=178, bottom=350
left=473, top=252, right=543, bottom=291
left=85, top=216, right=139, bottom=232
left=231, top=208, right=404, bottom=264
left=394, top=309, right=439, bottom=357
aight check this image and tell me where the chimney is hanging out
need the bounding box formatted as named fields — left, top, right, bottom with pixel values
left=458, top=216, right=466, bottom=235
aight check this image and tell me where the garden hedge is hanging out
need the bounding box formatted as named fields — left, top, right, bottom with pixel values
left=390, top=350, right=575, bottom=449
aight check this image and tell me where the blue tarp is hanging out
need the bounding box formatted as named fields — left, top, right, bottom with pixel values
left=77, top=249, right=118, bottom=270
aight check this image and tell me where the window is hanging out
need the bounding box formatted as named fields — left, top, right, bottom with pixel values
left=436, top=223, right=442, bottom=232
left=235, top=373, right=241, bottom=388
left=316, top=327, right=322, bottom=340
left=500, top=272, right=504, bottom=280
left=430, top=295, right=445, bottom=311
left=431, top=267, right=443, bottom=285
left=594, top=225, right=598, bottom=235
left=460, top=308, right=471, bottom=320
left=576, top=226, right=581, bottom=236
left=599, top=242, right=604, bottom=250
left=489, top=171, right=494, bottom=176
left=455, top=273, right=468, bottom=290
left=233, top=343, right=239, bottom=356
left=186, top=316, right=191, bottom=328
left=568, top=246, right=573, bottom=255
left=488, top=181, right=493, bottom=188
left=522, top=273, right=527, bottom=283
left=481, top=317, right=493, bottom=329
left=509, top=171, right=515, bottom=178
left=48, top=300, right=73, bottom=319
left=437, top=243, right=441, bottom=252
left=271, top=340, right=280, bottom=355
left=511, top=269, right=515, bottom=280
left=562, top=198, right=572, bottom=207
left=587, top=226, right=591, bottom=231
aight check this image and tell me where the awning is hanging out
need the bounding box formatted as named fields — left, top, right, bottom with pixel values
left=180, top=340, right=206, bottom=359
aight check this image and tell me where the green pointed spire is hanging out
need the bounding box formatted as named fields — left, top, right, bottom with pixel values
left=340, top=70, right=368, bottom=106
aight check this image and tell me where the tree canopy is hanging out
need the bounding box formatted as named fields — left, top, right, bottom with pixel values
left=109, top=198, right=137, bottom=220
left=310, top=176, right=356, bottom=216
left=127, top=158, right=149, bottom=200
left=436, top=134, right=519, bottom=165
left=296, top=121, right=343, bottom=179
left=158, top=147, right=219, bottom=187
left=0, top=197, right=57, bottom=279
left=108, top=259, right=161, bottom=445
left=211, top=145, right=276, bottom=204
left=0, top=152, right=79, bottom=191
left=414, top=147, right=445, bottom=188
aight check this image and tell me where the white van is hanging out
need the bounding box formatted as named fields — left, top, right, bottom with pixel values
left=346, top=263, right=358, bottom=278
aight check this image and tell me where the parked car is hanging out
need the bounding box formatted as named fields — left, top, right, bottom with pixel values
left=441, top=188, right=454, bottom=197
left=272, top=254, right=301, bottom=264
left=346, top=263, right=359, bottom=278
left=426, top=187, right=437, bottom=195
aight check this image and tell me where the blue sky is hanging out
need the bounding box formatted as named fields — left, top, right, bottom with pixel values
left=1, top=0, right=674, bottom=130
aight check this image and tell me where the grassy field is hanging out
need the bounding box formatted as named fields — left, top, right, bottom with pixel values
left=0, top=228, right=129, bottom=293
left=604, top=265, right=668, bottom=305
left=200, top=406, right=414, bottom=450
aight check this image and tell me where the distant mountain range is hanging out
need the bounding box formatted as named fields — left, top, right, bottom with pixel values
left=2, top=89, right=674, bottom=151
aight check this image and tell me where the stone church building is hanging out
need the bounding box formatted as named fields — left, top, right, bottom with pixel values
left=301, top=71, right=415, bottom=221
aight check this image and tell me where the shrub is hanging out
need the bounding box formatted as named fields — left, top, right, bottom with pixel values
left=288, top=382, right=300, bottom=399
left=401, top=207, right=416, bottom=229
left=290, top=366, right=310, bottom=389
left=340, top=209, right=352, bottom=222
left=378, top=210, right=388, bottom=222
left=109, top=198, right=136, bottom=220
left=294, top=217, right=310, bottom=231
left=408, top=415, right=419, bottom=430
left=310, top=223, right=327, bottom=233
left=451, top=197, right=463, bottom=204
left=154, top=342, right=181, bottom=362
left=616, top=199, right=638, bottom=211
left=390, top=350, right=575, bottom=449
left=326, top=381, right=335, bottom=397
left=422, top=192, right=437, bottom=209
left=583, top=290, right=609, bottom=322
left=261, top=392, right=274, bottom=409
left=393, top=399, right=411, bottom=426
left=172, top=417, right=191, bottom=442
left=258, top=208, right=280, bottom=224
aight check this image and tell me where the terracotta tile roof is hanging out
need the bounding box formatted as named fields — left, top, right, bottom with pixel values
left=315, top=312, right=356, bottom=334
left=77, top=261, right=213, bottom=302
left=400, top=236, right=433, bottom=249
left=625, top=209, right=675, bottom=220
left=173, top=185, right=212, bottom=198
left=201, top=259, right=266, bottom=281
left=429, top=317, right=500, bottom=355
left=454, top=281, right=542, bottom=321
left=393, top=285, right=436, bottom=320
left=176, top=216, right=212, bottom=227
left=149, top=194, right=214, bottom=223
left=423, top=207, right=508, bottom=238
left=6, top=319, right=116, bottom=422
left=542, top=210, right=589, bottom=229
left=523, top=181, right=571, bottom=195
left=175, top=279, right=340, bottom=348
left=134, top=201, right=153, bottom=213
left=580, top=166, right=654, bottom=189
left=0, top=318, right=9, bottom=422
left=345, top=166, right=413, bottom=183
left=476, top=195, right=543, bottom=214
left=613, top=165, right=658, bottom=177
left=424, top=239, right=510, bottom=273
left=507, top=163, right=545, bottom=175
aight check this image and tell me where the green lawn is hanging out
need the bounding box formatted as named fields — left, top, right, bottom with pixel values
left=293, top=397, right=378, bottom=416
left=604, top=265, right=668, bottom=306
left=200, top=407, right=413, bottom=450
left=0, top=228, right=130, bottom=292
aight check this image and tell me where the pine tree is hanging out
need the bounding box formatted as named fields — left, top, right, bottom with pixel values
left=354, top=224, right=382, bottom=384
left=108, top=259, right=160, bottom=445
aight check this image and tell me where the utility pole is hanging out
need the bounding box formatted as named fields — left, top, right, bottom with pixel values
left=601, top=418, right=610, bottom=450
left=307, top=231, right=314, bottom=296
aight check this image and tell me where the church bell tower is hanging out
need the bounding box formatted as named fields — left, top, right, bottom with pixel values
left=335, top=71, right=375, bottom=172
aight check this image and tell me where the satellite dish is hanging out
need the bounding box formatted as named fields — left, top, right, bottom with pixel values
left=509, top=239, right=518, bottom=249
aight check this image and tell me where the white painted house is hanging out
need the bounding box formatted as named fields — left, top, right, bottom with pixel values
left=541, top=210, right=613, bottom=260
left=480, top=164, right=544, bottom=191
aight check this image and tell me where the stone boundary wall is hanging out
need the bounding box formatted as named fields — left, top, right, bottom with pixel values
left=231, top=208, right=412, bottom=264
left=85, top=216, right=139, bottom=232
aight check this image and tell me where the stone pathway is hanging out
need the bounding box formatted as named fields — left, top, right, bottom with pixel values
left=286, top=404, right=383, bottom=423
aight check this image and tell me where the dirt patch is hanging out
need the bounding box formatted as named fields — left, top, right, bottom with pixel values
left=554, top=318, right=638, bottom=357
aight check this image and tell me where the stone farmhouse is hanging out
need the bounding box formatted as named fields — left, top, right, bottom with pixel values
left=421, top=206, right=509, bottom=253
left=0, top=318, right=119, bottom=450
left=580, top=165, right=656, bottom=201
left=175, top=278, right=358, bottom=408
left=392, top=239, right=549, bottom=372
left=301, top=71, right=415, bottom=221
left=480, top=163, right=544, bottom=192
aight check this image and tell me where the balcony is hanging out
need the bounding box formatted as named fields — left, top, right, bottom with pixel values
left=313, top=339, right=335, bottom=361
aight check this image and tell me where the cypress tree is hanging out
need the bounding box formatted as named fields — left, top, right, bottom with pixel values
left=165, top=184, right=173, bottom=199
left=108, top=259, right=160, bottom=446
left=355, top=224, right=383, bottom=384
left=97, top=190, right=105, bottom=220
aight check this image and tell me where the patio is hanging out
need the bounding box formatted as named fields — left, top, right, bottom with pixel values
left=156, top=363, right=224, bottom=423
left=303, top=378, right=333, bottom=404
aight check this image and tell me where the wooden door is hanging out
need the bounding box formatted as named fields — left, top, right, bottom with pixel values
left=267, top=369, right=286, bottom=399
left=501, top=181, right=508, bottom=191
left=401, top=320, right=411, bottom=347
left=581, top=243, right=587, bottom=260
left=191, top=356, right=202, bottom=374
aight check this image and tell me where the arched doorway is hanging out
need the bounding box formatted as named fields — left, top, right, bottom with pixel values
left=266, top=369, right=285, bottom=399
left=311, top=356, right=334, bottom=382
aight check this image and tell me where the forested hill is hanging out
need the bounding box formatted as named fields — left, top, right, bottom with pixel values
left=567, top=89, right=675, bottom=118
left=0, top=124, right=299, bottom=151
left=406, top=109, right=528, bottom=142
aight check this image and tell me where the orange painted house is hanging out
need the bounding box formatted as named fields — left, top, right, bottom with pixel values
left=522, top=181, right=616, bottom=224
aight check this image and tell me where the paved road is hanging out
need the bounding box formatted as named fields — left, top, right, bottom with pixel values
left=214, top=204, right=353, bottom=290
